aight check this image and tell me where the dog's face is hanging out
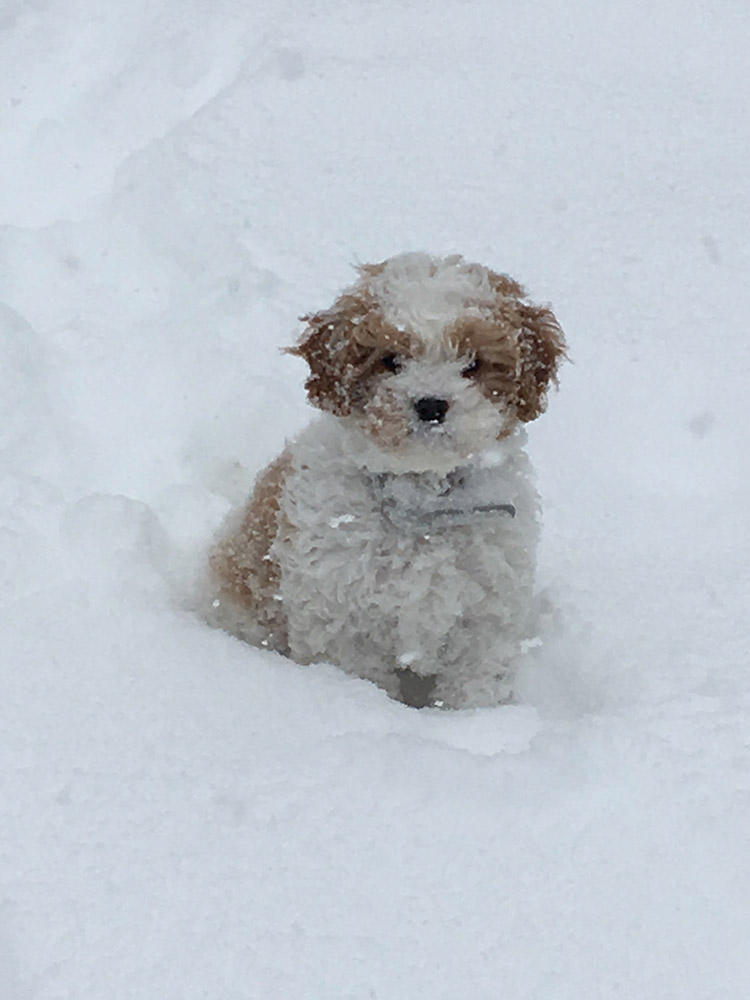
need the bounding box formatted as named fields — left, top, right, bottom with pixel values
left=290, top=253, right=565, bottom=473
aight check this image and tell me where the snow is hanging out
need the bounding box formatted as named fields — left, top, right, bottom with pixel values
left=2, top=0, right=750, bottom=997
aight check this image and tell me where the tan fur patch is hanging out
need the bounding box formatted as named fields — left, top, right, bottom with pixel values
left=486, top=268, right=527, bottom=301
left=449, top=316, right=520, bottom=435
left=513, top=301, right=566, bottom=422
left=210, top=450, right=292, bottom=652
left=288, top=288, right=413, bottom=415
left=450, top=278, right=567, bottom=426
left=361, top=382, right=413, bottom=449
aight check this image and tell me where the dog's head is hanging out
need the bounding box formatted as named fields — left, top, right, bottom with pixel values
left=289, top=253, right=566, bottom=472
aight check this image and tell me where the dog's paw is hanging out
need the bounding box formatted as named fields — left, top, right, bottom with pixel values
left=395, top=667, right=439, bottom=709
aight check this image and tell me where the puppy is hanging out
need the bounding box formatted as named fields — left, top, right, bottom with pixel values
left=209, top=253, right=565, bottom=708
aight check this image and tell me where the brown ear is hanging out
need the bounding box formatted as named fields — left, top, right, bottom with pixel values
left=288, top=279, right=410, bottom=415
left=513, top=302, right=567, bottom=422
left=287, top=290, right=384, bottom=416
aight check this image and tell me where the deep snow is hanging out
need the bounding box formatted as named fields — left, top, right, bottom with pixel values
left=2, top=0, right=750, bottom=997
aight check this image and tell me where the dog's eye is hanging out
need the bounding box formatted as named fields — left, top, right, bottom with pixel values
left=381, top=353, right=402, bottom=373
left=462, top=358, right=482, bottom=377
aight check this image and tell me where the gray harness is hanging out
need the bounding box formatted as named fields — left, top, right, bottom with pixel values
left=370, top=469, right=516, bottom=532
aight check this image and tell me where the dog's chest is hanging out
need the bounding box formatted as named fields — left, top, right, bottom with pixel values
left=274, top=449, right=536, bottom=645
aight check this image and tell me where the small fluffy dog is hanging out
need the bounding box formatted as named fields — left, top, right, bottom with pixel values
left=210, top=253, right=565, bottom=708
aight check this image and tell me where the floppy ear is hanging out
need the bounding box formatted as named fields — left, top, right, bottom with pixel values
left=513, top=302, right=566, bottom=422
left=287, top=293, right=376, bottom=416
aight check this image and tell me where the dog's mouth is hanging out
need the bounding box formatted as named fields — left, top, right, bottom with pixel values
left=410, top=417, right=449, bottom=439
left=353, top=412, right=502, bottom=475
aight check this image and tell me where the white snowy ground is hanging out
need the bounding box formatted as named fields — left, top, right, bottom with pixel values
left=2, top=0, right=750, bottom=996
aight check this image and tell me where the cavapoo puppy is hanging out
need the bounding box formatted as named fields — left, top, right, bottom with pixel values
left=209, top=252, right=565, bottom=708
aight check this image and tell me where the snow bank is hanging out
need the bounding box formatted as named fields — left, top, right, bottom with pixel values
left=1, top=0, right=749, bottom=997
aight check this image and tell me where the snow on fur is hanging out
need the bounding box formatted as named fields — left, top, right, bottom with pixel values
left=2, top=1, right=750, bottom=998
left=208, top=254, right=563, bottom=708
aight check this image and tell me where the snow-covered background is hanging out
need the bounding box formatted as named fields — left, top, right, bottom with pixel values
left=2, top=0, right=750, bottom=996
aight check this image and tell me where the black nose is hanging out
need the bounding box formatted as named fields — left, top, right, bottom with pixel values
left=414, top=397, right=449, bottom=424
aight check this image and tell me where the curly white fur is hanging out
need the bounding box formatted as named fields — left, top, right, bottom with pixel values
left=274, top=417, right=537, bottom=707
left=208, top=253, right=565, bottom=708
